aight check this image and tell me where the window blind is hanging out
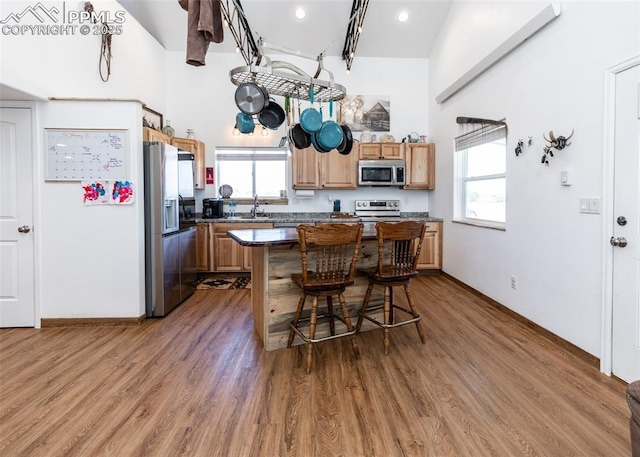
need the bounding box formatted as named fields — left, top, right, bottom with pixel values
left=216, top=147, right=288, bottom=161
left=455, top=123, right=507, bottom=151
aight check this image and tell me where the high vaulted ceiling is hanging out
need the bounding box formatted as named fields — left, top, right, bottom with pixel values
left=116, top=0, right=452, bottom=62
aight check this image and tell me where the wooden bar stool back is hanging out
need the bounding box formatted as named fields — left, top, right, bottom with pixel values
left=288, top=222, right=364, bottom=373
left=356, top=220, right=428, bottom=355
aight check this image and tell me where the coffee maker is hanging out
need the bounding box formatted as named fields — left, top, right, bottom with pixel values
left=202, top=198, right=224, bottom=218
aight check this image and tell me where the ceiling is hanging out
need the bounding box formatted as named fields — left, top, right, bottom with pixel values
left=116, top=0, right=452, bottom=62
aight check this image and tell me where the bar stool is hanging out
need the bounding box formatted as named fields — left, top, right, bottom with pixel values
left=356, top=220, right=427, bottom=355
left=288, top=222, right=364, bottom=373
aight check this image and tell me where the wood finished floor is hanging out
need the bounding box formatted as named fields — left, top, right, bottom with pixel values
left=0, top=275, right=631, bottom=456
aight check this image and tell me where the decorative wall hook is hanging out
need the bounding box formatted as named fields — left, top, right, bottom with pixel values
left=541, top=129, right=574, bottom=165
left=515, top=139, right=524, bottom=157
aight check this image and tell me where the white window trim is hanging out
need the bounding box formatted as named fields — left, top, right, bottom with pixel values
left=215, top=146, right=290, bottom=201
left=453, top=123, right=507, bottom=229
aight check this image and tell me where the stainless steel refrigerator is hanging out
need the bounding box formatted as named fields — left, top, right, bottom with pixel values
left=144, top=142, right=196, bottom=317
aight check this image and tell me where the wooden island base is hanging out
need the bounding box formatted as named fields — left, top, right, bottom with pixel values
left=251, top=241, right=387, bottom=351
left=229, top=225, right=442, bottom=351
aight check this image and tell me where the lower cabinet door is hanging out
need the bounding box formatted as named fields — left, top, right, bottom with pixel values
left=196, top=223, right=211, bottom=271
left=214, top=234, right=243, bottom=271
left=417, top=222, right=442, bottom=270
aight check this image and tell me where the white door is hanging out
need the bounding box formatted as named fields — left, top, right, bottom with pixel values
left=0, top=107, right=35, bottom=327
left=611, top=64, right=640, bottom=382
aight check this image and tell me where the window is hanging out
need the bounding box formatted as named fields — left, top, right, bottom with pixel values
left=215, top=147, right=289, bottom=200
left=454, top=123, right=507, bottom=228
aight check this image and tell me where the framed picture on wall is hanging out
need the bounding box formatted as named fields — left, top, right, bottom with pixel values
left=341, top=95, right=390, bottom=132
left=142, top=106, right=163, bottom=131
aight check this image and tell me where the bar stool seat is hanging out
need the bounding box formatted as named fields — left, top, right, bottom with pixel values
left=288, top=222, right=364, bottom=373
left=356, top=221, right=428, bottom=355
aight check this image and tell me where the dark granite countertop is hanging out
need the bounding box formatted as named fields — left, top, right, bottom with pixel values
left=227, top=226, right=382, bottom=247
left=182, top=212, right=442, bottom=225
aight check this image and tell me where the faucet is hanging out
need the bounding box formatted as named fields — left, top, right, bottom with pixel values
left=250, top=194, right=260, bottom=218
left=178, top=194, right=185, bottom=219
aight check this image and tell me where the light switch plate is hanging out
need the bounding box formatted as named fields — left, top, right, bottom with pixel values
left=560, top=170, right=572, bottom=186
left=579, top=197, right=600, bottom=214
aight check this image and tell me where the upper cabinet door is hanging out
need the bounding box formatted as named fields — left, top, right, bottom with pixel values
left=405, top=143, right=435, bottom=189
left=291, top=146, right=320, bottom=189
left=358, top=143, right=404, bottom=159
left=321, top=149, right=357, bottom=189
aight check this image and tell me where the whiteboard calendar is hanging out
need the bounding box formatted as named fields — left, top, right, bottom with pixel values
left=46, top=129, right=128, bottom=181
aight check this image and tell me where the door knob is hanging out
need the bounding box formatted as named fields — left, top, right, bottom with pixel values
left=17, top=225, right=31, bottom=233
left=610, top=236, right=628, bottom=247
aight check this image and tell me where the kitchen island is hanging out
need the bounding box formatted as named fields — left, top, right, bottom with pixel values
left=228, top=218, right=437, bottom=351
left=228, top=226, right=386, bottom=350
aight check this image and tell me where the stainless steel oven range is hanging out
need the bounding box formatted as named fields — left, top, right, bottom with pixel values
left=355, top=199, right=402, bottom=230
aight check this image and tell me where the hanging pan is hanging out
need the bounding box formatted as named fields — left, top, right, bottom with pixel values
left=290, top=91, right=311, bottom=149
left=300, top=86, right=322, bottom=134
left=257, top=98, right=286, bottom=130
left=337, top=125, right=353, bottom=155
left=236, top=112, right=255, bottom=134
left=316, top=98, right=343, bottom=151
left=235, top=82, right=269, bottom=115
left=336, top=102, right=352, bottom=154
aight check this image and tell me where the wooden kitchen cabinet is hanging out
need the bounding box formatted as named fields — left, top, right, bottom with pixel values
left=291, top=146, right=319, bottom=189
left=143, top=127, right=171, bottom=143
left=212, top=223, right=273, bottom=271
left=171, top=137, right=206, bottom=190
left=291, top=146, right=357, bottom=189
left=417, top=221, right=442, bottom=270
left=405, top=143, right=435, bottom=189
left=196, top=223, right=212, bottom=271
left=358, top=142, right=404, bottom=160
left=320, top=149, right=357, bottom=188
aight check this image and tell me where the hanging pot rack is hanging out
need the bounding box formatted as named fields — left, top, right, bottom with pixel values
left=229, top=41, right=347, bottom=102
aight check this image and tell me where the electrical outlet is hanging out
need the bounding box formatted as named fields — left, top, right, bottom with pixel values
left=511, top=275, right=518, bottom=290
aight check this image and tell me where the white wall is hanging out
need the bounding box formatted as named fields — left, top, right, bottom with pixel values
left=0, top=0, right=167, bottom=110
left=164, top=52, right=432, bottom=215
left=0, top=1, right=166, bottom=319
left=428, top=1, right=640, bottom=357
left=37, top=100, right=145, bottom=318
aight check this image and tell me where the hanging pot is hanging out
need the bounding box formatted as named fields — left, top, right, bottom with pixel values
left=337, top=124, right=353, bottom=155
left=258, top=98, right=286, bottom=130
left=235, top=82, right=269, bottom=115
left=236, top=112, right=254, bottom=134
left=316, top=120, right=344, bottom=151
left=289, top=91, right=310, bottom=149
left=291, top=123, right=311, bottom=149
left=300, top=86, right=322, bottom=134
left=311, top=131, right=331, bottom=153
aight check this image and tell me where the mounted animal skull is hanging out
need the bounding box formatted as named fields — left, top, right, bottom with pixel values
left=544, top=129, right=574, bottom=150
left=541, top=129, right=574, bottom=165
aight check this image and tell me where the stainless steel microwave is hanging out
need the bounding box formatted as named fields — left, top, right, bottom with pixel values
left=358, top=160, right=406, bottom=186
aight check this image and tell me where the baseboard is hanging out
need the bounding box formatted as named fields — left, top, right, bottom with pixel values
left=441, top=272, right=600, bottom=370
left=41, top=315, right=146, bottom=328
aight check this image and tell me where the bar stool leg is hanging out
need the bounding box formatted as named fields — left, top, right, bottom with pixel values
left=288, top=294, right=306, bottom=348
left=326, top=295, right=336, bottom=336
left=383, top=286, right=391, bottom=355
left=404, top=283, right=426, bottom=344
left=306, top=296, right=319, bottom=374
left=338, top=292, right=360, bottom=358
left=356, top=282, right=374, bottom=332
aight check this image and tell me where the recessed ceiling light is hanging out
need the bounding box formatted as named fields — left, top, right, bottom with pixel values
left=398, top=11, right=409, bottom=23
left=295, top=8, right=306, bottom=19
